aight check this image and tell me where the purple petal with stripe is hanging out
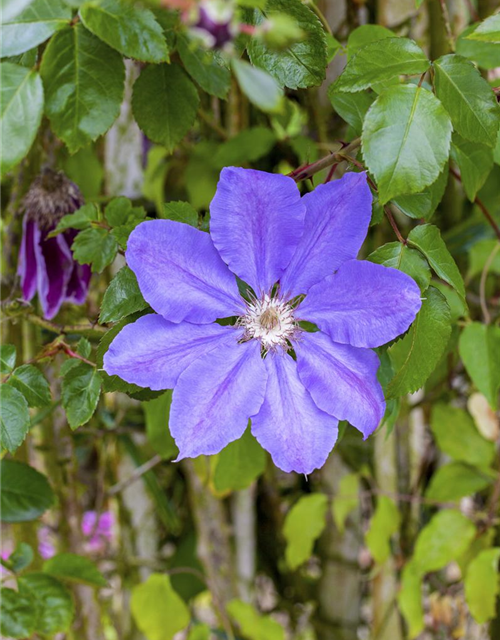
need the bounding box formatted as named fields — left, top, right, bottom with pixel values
left=126, top=220, right=244, bottom=324
left=280, top=172, right=372, bottom=297
left=210, top=167, right=305, bottom=294
left=170, top=336, right=267, bottom=459
left=296, top=331, right=385, bottom=438
left=18, top=217, right=39, bottom=302
left=251, top=352, right=338, bottom=474
left=35, top=230, right=73, bottom=320
left=299, top=260, right=422, bottom=348
left=63, top=230, right=91, bottom=304
left=103, top=314, right=234, bottom=390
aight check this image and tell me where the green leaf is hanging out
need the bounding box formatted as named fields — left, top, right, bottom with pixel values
left=187, top=625, right=210, bottom=640
left=43, top=552, right=107, bottom=587
left=346, top=24, right=394, bottom=59
left=459, top=322, right=500, bottom=410
left=328, top=88, right=374, bottom=136
left=143, top=391, right=178, bottom=460
left=40, top=24, right=125, bottom=154
left=1, top=0, right=71, bottom=57
left=77, top=337, right=91, bottom=359
left=332, top=471, right=359, bottom=533
left=231, top=59, right=284, bottom=114
left=465, top=548, right=500, bottom=623
left=456, top=24, right=500, bottom=69
left=412, top=510, right=476, bottom=575
left=131, top=574, right=189, bottom=640
left=71, top=227, right=118, bottom=273
left=8, top=543, right=34, bottom=572
left=392, top=165, right=449, bottom=221
left=247, top=0, right=327, bottom=89
left=284, top=493, right=328, bottom=569
left=0, top=459, right=54, bottom=522
left=407, top=223, right=465, bottom=299
left=2, top=0, right=37, bottom=22
left=49, top=203, right=99, bottom=236
left=110, top=206, right=147, bottom=249
left=425, top=462, right=494, bottom=502
left=368, top=241, right=431, bottom=292
left=99, top=266, right=147, bottom=324
left=132, top=63, right=199, bottom=154
left=0, top=588, right=36, bottom=639
left=468, top=239, right=500, bottom=279
left=62, top=362, right=102, bottom=429
left=335, top=38, right=429, bottom=92
left=79, top=0, right=168, bottom=63
left=362, top=85, right=452, bottom=204
left=162, top=201, right=198, bottom=227
left=64, top=145, right=104, bottom=199
left=451, top=133, right=494, bottom=201
left=0, top=384, right=30, bottom=453
left=0, top=63, right=43, bottom=174
left=8, top=364, right=51, bottom=408
left=213, top=127, right=276, bottom=167
left=434, top=54, right=499, bottom=147
left=213, top=428, right=266, bottom=492
left=398, top=562, right=424, bottom=639
left=387, top=287, right=451, bottom=397
left=104, top=196, right=132, bottom=227
left=0, top=344, right=16, bottom=374
left=467, top=13, right=500, bottom=43
left=19, top=573, right=74, bottom=635
left=227, top=599, right=285, bottom=640
left=365, top=497, right=400, bottom=564
left=177, top=34, right=230, bottom=99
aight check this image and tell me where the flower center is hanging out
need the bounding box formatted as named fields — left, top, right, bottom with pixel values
left=240, top=293, right=298, bottom=351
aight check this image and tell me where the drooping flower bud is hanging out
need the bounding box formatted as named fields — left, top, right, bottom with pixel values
left=17, top=168, right=91, bottom=320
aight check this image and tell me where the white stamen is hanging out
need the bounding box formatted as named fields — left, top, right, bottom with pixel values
left=239, top=293, right=299, bottom=351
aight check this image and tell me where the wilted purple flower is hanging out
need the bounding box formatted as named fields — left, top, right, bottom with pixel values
left=104, top=169, right=421, bottom=474
left=17, top=168, right=91, bottom=320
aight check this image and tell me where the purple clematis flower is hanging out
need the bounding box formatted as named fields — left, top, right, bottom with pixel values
left=17, top=169, right=91, bottom=320
left=104, top=169, right=422, bottom=474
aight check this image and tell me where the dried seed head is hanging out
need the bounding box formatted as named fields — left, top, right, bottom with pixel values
left=23, top=168, right=83, bottom=230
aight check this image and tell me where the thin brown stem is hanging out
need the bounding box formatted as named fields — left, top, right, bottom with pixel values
left=289, top=138, right=361, bottom=182
left=21, top=312, right=106, bottom=336
left=450, top=167, right=500, bottom=241
left=384, top=206, right=407, bottom=244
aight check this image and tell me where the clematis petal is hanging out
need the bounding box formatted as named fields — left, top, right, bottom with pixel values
left=63, top=230, right=91, bottom=305
left=126, top=220, right=244, bottom=324
left=299, top=260, right=422, bottom=348
left=296, top=331, right=385, bottom=438
left=280, top=172, right=372, bottom=297
left=210, top=167, right=305, bottom=294
left=103, top=314, right=234, bottom=390
left=251, top=352, right=338, bottom=474
left=35, top=231, right=73, bottom=320
left=170, top=336, right=267, bottom=460
left=65, top=262, right=91, bottom=305
left=18, top=217, right=39, bottom=302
